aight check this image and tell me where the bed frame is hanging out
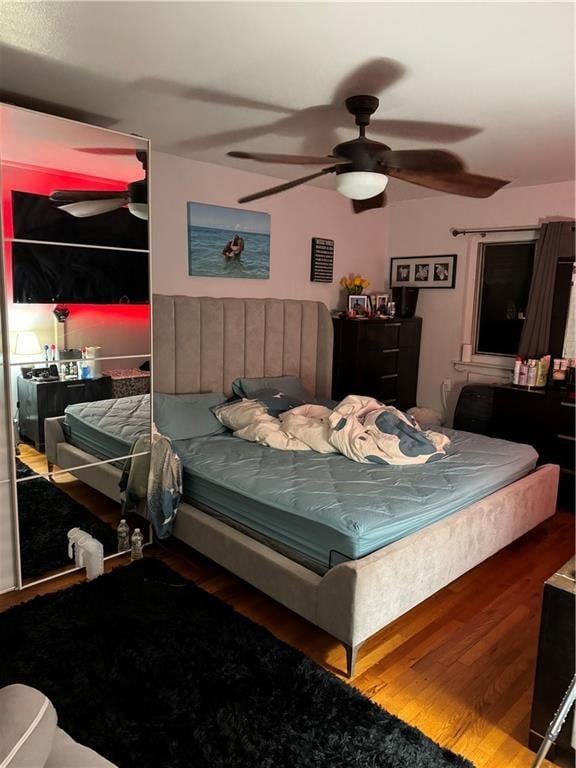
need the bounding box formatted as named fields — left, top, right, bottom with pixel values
left=46, top=295, right=560, bottom=677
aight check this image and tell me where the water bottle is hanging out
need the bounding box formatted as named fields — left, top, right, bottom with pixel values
left=131, top=528, right=144, bottom=561
left=117, top=519, right=130, bottom=553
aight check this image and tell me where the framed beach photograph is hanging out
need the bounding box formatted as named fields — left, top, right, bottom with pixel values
left=390, top=254, right=457, bottom=289
left=347, top=294, right=371, bottom=318
left=187, top=202, right=271, bottom=279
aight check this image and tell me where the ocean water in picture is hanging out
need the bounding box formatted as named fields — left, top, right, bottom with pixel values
left=187, top=202, right=270, bottom=279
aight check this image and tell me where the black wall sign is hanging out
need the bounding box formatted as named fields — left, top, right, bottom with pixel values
left=310, top=237, right=334, bottom=283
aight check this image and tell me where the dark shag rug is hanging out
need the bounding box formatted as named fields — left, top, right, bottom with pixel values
left=16, top=459, right=118, bottom=580
left=0, top=559, right=473, bottom=768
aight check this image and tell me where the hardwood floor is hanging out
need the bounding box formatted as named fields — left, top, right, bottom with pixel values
left=1, top=509, right=572, bottom=768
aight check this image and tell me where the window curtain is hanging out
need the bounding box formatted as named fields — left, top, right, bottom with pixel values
left=518, top=220, right=575, bottom=358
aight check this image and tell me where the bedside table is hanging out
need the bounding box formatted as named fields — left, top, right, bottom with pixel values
left=17, top=375, right=113, bottom=451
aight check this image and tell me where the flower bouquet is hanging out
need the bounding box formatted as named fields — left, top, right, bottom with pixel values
left=339, top=274, right=370, bottom=295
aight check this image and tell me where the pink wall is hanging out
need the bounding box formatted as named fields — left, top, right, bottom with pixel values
left=387, top=180, right=576, bottom=417
left=150, top=151, right=389, bottom=310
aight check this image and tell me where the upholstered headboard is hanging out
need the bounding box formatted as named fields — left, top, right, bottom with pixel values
left=152, top=295, right=333, bottom=398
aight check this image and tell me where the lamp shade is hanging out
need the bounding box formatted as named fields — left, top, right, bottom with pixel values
left=15, top=332, right=42, bottom=356
left=336, top=171, right=389, bottom=200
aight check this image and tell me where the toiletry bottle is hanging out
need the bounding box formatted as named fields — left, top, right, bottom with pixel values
left=117, top=519, right=130, bottom=552
left=513, top=356, right=522, bottom=385
left=518, top=362, right=528, bottom=387
left=131, top=528, right=144, bottom=561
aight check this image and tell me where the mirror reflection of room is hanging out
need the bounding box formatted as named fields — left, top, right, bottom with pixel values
left=0, top=105, right=152, bottom=585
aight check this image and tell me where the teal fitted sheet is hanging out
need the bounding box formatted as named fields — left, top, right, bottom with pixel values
left=174, top=428, right=538, bottom=570
left=63, top=394, right=150, bottom=461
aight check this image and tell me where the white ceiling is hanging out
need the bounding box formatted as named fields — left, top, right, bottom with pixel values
left=0, top=1, right=574, bottom=202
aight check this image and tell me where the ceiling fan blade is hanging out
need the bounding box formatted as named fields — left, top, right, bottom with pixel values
left=370, top=119, right=481, bottom=144
left=57, top=199, right=126, bottom=218
left=50, top=190, right=127, bottom=203
left=229, top=151, right=347, bottom=166
left=238, top=167, right=339, bottom=204
left=332, top=58, right=406, bottom=104
left=352, top=192, right=387, bottom=214
left=134, top=77, right=294, bottom=116
left=377, top=149, right=465, bottom=174
left=387, top=168, right=510, bottom=198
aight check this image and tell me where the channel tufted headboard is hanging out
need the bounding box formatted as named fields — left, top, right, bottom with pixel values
left=152, top=295, right=333, bottom=398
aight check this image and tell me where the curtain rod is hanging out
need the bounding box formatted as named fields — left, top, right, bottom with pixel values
left=451, top=225, right=539, bottom=237
left=451, top=224, right=575, bottom=237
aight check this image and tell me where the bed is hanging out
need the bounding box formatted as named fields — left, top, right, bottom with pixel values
left=46, top=295, right=559, bottom=676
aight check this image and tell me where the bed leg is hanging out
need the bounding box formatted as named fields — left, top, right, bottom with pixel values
left=344, top=643, right=359, bottom=678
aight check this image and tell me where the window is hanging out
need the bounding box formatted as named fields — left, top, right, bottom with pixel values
left=474, top=241, right=536, bottom=356
left=562, top=265, right=576, bottom=359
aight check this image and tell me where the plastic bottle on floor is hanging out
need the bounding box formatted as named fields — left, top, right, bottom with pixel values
left=131, top=528, right=144, bottom=561
left=117, top=519, right=130, bottom=553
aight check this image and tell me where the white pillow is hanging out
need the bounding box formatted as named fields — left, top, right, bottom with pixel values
left=212, top=399, right=271, bottom=431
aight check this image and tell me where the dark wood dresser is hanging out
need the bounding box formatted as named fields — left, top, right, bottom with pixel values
left=17, top=375, right=113, bottom=451
left=490, top=386, right=575, bottom=507
left=529, top=557, right=575, bottom=767
left=332, top=317, right=422, bottom=411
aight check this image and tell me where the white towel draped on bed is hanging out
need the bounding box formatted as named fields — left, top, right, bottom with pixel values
left=213, top=395, right=450, bottom=465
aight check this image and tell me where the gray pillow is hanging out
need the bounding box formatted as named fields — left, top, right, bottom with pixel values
left=232, top=375, right=314, bottom=401
left=153, top=392, right=227, bottom=440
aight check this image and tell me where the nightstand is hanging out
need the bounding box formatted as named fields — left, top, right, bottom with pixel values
left=17, top=375, right=113, bottom=451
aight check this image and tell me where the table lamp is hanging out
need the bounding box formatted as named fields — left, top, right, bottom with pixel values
left=14, top=332, right=42, bottom=357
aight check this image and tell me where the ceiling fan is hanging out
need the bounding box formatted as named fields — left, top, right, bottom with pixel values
left=49, top=148, right=148, bottom=220
left=228, top=95, right=509, bottom=213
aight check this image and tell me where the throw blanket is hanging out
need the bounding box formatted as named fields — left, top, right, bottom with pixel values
left=214, top=395, right=450, bottom=465
left=120, top=429, right=182, bottom=538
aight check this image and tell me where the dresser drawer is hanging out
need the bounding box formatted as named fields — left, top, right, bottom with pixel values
left=360, top=323, right=401, bottom=352
left=554, top=399, right=576, bottom=435
left=363, top=349, right=399, bottom=377
left=371, top=375, right=398, bottom=403
left=545, top=433, right=576, bottom=470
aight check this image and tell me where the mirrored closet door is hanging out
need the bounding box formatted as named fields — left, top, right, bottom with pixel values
left=0, top=104, right=152, bottom=587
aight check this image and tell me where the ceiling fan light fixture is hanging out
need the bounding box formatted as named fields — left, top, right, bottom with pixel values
left=336, top=171, right=389, bottom=200
left=128, top=202, right=149, bottom=220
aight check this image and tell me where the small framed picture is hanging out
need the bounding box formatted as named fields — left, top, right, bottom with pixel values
left=347, top=294, right=371, bottom=318
left=374, top=294, right=389, bottom=315
left=390, top=254, right=457, bottom=289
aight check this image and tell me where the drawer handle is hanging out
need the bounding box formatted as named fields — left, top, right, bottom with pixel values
left=557, top=434, right=575, bottom=442
left=386, top=323, right=401, bottom=328
left=561, top=401, right=576, bottom=408
left=381, top=348, right=400, bottom=354
left=382, top=398, right=397, bottom=404
left=380, top=373, right=399, bottom=380
left=66, top=383, right=85, bottom=389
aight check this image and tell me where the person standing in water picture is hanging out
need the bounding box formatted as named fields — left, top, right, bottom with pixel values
left=222, top=234, right=245, bottom=260
left=188, top=202, right=270, bottom=279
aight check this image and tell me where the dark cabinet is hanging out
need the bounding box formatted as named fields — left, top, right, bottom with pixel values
left=17, top=376, right=113, bottom=451
left=529, top=558, right=575, bottom=768
left=491, top=386, right=575, bottom=507
left=332, top=317, right=422, bottom=411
